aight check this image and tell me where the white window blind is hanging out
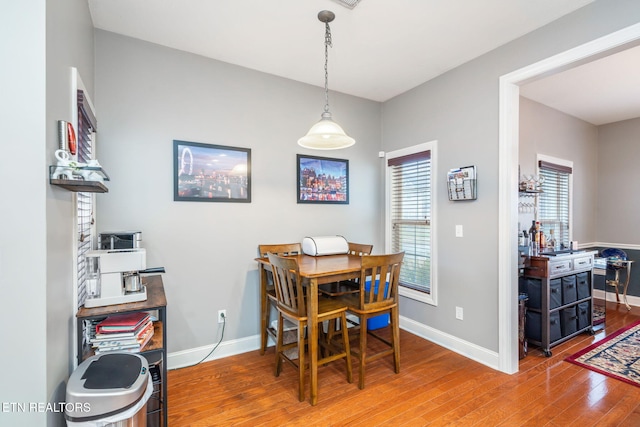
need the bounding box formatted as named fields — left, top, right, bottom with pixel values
left=538, top=160, right=571, bottom=249
left=388, top=151, right=431, bottom=293
left=76, top=89, right=97, bottom=308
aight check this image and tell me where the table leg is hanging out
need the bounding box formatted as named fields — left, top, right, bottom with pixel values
left=308, top=277, right=319, bottom=406
left=622, top=263, right=632, bottom=311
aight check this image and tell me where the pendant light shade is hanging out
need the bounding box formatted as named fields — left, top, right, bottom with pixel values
left=298, top=10, right=355, bottom=150
left=298, top=112, right=355, bottom=150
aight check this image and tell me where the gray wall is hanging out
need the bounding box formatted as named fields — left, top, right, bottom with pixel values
left=0, top=0, right=94, bottom=425
left=519, top=102, right=640, bottom=298
left=46, top=0, right=95, bottom=424
left=382, top=0, right=640, bottom=352
left=94, top=31, right=383, bottom=354
left=519, top=97, right=599, bottom=244
left=597, top=117, right=640, bottom=244
left=0, top=2, right=48, bottom=425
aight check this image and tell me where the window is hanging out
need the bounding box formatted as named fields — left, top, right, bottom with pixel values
left=538, top=157, right=572, bottom=249
left=386, top=141, right=436, bottom=305
left=75, top=89, right=97, bottom=308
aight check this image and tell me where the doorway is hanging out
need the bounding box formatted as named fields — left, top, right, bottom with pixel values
left=498, top=22, right=640, bottom=374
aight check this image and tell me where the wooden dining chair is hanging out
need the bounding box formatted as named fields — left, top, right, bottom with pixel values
left=268, top=253, right=353, bottom=402
left=347, top=242, right=374, bottom=256
left=258, top=243, right=302, bottom=355
left=318, top=242, right=373, bottom=297
left=333, top=252, right=404, bottom=389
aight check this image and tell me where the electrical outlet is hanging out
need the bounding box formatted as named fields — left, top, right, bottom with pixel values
left=455, top=306, right=463, bottom=320
left=218, top=309, right=227, bottom=324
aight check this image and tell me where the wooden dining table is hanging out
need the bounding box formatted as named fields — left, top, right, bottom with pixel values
left=255, top=253, right=363, bottom=405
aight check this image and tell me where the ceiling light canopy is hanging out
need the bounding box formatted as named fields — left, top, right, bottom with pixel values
left=298, top=10, right=355, bottom=150
left=331, top=0, right=363, bottom=10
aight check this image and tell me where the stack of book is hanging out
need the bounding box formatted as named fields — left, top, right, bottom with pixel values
left=92, top=312, right=154, bottom=354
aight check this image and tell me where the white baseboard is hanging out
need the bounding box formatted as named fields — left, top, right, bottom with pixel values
left=168, top=315, right=500, bottom=372
left=583, top=242, right=640, bottom=251
left=593, top=289, right=640, bottom=308
left=399, top=316, right=500, bottom=371
left=167, top=335, right=262, bottom=370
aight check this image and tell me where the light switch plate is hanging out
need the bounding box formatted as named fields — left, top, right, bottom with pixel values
left=455, top=225, right=463, bottom=237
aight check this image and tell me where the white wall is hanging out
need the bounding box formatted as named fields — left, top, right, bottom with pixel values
left=94, top=31, right=383, bottom=357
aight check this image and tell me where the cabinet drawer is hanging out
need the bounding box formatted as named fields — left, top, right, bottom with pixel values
left=561, top=275, right=577, bottom=305
left=573, top=256, right=593, bottom=271
left=576, top=272, right=590, bottom=300
left=549, top=260, right=572, bottom=277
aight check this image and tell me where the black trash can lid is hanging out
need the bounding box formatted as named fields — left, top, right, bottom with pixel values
left=82, top=353, right=142, bottom=389
left=65, top=353, right=149, bottom=421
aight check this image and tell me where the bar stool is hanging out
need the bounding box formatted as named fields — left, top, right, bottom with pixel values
left=257, top=243, right=303, bottom=355
left=268, top=253, right=353, bottom=402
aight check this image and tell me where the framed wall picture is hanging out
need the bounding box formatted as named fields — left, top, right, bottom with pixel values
left=174, top=140, right=251, bottom=202
left=297, top=154, right=349, bottom=204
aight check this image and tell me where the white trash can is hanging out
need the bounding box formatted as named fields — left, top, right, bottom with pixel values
left=65, top=353, right=152, bottom=427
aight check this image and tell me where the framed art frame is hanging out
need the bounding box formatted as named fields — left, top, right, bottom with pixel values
left=297, top=154, right=349, bottom=204
left=173, top=140, right=251, bottom=202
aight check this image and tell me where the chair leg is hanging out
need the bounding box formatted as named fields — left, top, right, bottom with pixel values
left=391, top=307, right=400, bottom=374
left=297, top=321, right=306, bottom=402
left=260, top=299, right=268, bottom=355
left=326, top=319, right=337, bottom=345
left=274, top=314, right=284, bottom=377
left=358, top=316, right=368, bottom=390
left=340, top=314, right=353, bottom=384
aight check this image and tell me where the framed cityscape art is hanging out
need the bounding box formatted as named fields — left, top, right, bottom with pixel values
left=297, top=154, right=349, bottom=204
left=173, top=140, right=251, bottom=202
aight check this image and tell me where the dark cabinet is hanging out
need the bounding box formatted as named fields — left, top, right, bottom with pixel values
left=522, top=251, right=595, bottom=357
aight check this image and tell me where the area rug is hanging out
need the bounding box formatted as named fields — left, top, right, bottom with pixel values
left=565, top=320, right=640, bottom=387
left=593, top=304, right=606, bottom=325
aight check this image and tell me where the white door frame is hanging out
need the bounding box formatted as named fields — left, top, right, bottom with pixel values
left=498, top=23, right=640, bottom=374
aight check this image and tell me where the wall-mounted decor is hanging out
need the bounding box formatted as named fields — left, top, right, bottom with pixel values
left=447, top=165, right=477, bottom=201
left=297, top=154, right=349, bottom=204
left=174, top=140, right=251, bottom=203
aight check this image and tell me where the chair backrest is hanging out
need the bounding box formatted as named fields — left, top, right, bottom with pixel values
left=356, top=252, right=404, bottom=310
left=258, top=243, right=302, bottom=258
left=347, top=242, right=373, bottom=256
left=268, top=253, right=306, bottom=317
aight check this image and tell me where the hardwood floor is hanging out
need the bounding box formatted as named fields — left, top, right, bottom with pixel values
left=168, top=300, right=640, bottom=426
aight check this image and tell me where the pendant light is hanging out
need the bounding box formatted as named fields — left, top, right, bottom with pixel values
left=298, top=10, right=355, bottom=150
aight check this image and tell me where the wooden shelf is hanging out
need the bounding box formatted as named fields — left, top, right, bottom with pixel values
left=80, top=321, right=164, bottom=361
left=49, top=165, right=110, bottom=193
left=75, top=275, right=167, bottom=426
left=50, top=179, right=108, bottom=193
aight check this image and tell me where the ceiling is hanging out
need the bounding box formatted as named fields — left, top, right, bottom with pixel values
left=520, top=44, right=640, bottom=126
left=88, top=0, right=640, bottom=125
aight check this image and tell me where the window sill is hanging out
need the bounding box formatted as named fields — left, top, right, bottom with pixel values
left=399, top=286, right=436, bottom=305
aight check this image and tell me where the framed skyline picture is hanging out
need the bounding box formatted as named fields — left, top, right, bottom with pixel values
left=297, top=154, right=349, bottom=204
left=174, top=140, right=251, bottom=203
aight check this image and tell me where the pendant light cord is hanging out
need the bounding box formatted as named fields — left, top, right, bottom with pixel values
left=324, top=22, right=332, bottom=114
